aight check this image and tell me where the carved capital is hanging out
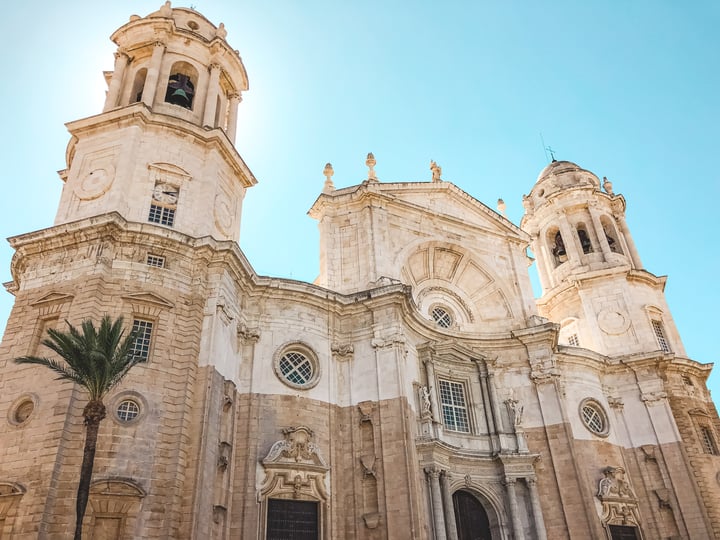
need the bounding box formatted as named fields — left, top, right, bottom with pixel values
left=237, top=323, right=260, bottom=344
left=424, top=466, right=443, bottom=479
left=331, top=342, right=354, bottom=361
left=641, top=391, right=667, bottom=405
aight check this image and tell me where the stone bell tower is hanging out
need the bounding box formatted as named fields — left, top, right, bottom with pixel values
left=521, top=160, right=684, bottom=357
left=54, top=1, right=256, bottom=242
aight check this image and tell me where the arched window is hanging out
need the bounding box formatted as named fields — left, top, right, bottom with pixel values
left=547, top=228, right=566, bottom=267
left=164, top=62, right=198, bottom=109
left=130, top=68, right=147, bottom=104
left=600, top=216, right=623, bottom=254
left=452, top=490, right=492, bottom=540
left=577, top=224, right=593, bottom=254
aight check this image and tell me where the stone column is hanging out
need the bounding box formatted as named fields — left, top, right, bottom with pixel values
left=588, top=206, right=612, bottom=259
left=203, top=63, right=222, bottom=128
left=615, top=214, right=643, bottom=269
left=225, top=92, right=241, bottom=142
left=557, top=213, right=581, bottom=265
left=504, top=477, right=525, bottom=540
left=440, top=472, right=459, bottom=540
left=526, top=478, right=547, bottom=540
left=104, top=50, right=129, bottom=111
left=142, top=41, right=166, bottom=108
left=425, top=467, right=447, bottom=540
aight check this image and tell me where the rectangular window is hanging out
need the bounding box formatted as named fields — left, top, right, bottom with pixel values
left=267, top=499, right=318, bottom=540
left=438, top=379, right=470, bottom=433
left=146, top=254, right=166, bottom=268
left=651, top=319, right=670, bottom=353
left=567, top=334, right=580, bottom=347
left=131, top=319, right=153, bottom=362
left=148, top=204, right=175, bottom=227
left=700, top=426, right=718, bottom=455
left=608, top=525, right=641, bottom=540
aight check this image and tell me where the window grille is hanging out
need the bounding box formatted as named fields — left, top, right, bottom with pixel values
left=580, top=401, right=608, bottom=436
left=431, top=306, right=453, bottom=329
left=131, top=319, right=153, bottom=362
left=146, top=254, right=166, bottom=268
left=567, top=334, right=580, bottom=347
left=700, top=426, right=718, bottom=455
left=117, top=400, right=140, bottom=422
left=148, top=204, right=175, bottom=226
left=651, top=319, right=670, bottom=352
left=279, top=351, right=314, bottom=386
left=438, top=379, right=470, bottom=433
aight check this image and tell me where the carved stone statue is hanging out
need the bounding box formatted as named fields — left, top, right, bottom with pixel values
left=430, top=160, right=442, bottom=182
left=420, top=385, right=432, bottom=416
left=505, top=397, right=524, bottom=427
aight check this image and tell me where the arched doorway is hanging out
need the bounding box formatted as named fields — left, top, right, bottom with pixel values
left=453, top=490, right=492, bottom=540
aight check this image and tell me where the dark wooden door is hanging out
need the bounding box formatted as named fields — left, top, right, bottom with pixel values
left=453, top=490, right=492, bottom=540
left=266, top=499, right=319, bottom=540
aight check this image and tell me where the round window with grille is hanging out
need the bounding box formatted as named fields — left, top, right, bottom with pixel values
left=116, top=399, right=140, bottom=422
left=274, top=344, right=320, bottom=390
left=579, top=399, right=609, bottom=437
left=431, top=306, right=453, bottom=329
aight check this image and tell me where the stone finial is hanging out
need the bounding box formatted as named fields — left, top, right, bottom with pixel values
left=430, top=160, right=442, bottom=182
left=159, top=1, right=172, bottom=17
left=216, top=23, right=227, bottom=39
left=365, top=153, right=378, bottom=182
left=497, top=198, right=507, bottom=216
left=603, top=176, right=614, bottom=195
left=323, top=163, right=335, bottom=193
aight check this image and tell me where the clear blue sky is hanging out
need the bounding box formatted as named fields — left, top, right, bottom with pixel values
left=1, top=2, right=718, bottom=394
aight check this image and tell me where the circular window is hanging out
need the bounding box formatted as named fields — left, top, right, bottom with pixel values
left=117, top=400, right=140, bottom=422
left=8, top=395, right=37, bottom=426
left=13, top=400, right=34, bottom=424
left=431, top=306, right=453, bottom=329
left=579, top=399, right=609, bottom=437
left=273, top=344, right=320, bottom=390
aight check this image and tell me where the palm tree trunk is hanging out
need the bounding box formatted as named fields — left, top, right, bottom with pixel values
left=74, top=400, right=106, bottom=540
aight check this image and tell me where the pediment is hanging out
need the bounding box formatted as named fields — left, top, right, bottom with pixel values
left=421, top=340, right=487, bottom=363
left=377, top=182, right=529, bottom=241
left=30, top=292, right=74, bottom=307
left=148, top=162, right=192, bottom=185
left=122, top=292, right=175, bottom=309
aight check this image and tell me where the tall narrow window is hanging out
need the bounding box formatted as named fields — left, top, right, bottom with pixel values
left=131, top=68, right=147, bottom=104
left=700, top=426, right=718, bottom=455
left=148, top=183, right=178, bottom=227
left=651, top=319, right=671, bottom=353
left=164, top=62, right=198, bottom=110
left=131, top=319, right=153, bottom=362
left=438, top=379, right=470, bottom=433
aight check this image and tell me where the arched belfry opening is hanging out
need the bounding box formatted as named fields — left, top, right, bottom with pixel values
left=164, top=62, right=198, bottom=109
left=453, top=490, right=493, bottom=540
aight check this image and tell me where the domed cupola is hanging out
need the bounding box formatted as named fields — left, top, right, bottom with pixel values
left=521, top=160, right=684, bottom=358
left=521, top=160, right=642, bottom=293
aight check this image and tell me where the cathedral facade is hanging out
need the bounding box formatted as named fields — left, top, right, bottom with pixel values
left=0, top=4, right=718, bottom=539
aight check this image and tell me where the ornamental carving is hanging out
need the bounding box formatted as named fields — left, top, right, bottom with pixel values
left=596, top=466, right=641, bottom=529
left=259, top=427, right=329, bottom=505
left=331, top=342, right=354, bottom=361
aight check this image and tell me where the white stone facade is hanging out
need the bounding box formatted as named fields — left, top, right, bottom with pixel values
left=0, top=4, right=718, bottom=540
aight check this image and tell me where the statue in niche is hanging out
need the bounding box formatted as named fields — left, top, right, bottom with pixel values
left=505, top=397, right=524, bottom=427
left=420, top=385, right=432, bottom=417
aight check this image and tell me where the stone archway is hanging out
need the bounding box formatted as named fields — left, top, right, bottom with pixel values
left=453, top=490, right=493, bottom=540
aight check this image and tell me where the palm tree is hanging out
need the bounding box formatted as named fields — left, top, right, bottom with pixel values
left=15, top=315, right=143, bottom=540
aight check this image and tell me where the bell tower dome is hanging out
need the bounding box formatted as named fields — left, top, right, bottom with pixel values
left=521, top=160, right=685, bottom=357
left=54, top=1, right=256, bottom=242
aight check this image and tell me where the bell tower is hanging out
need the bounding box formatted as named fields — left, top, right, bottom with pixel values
left=54, top=1, right=256, bottom=242
left=521, top=160, right=685, bottom=357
